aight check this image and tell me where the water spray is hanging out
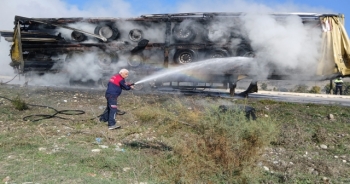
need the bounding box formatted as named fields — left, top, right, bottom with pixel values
left=130, top=57, right=255, bottom=86
left=127, top=81, right=143, bottom=86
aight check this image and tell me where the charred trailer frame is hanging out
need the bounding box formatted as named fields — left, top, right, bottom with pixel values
left=1, top=12, right=350, bottom=95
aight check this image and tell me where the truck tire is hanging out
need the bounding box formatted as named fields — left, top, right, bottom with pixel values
left=236, top=43, right=255, bottom=57
left=127, top=70, right=153, bottom=92
left=128, top=29, right=143, bottom=42
left=206, top=49, right=229, bottom=59
left=69, top=79, right=96, bottom=87
left=236, top=48, right=255, bottom=57
left=173, top=49, right=197, bottom=64
left=71, top=31, right=87, bottom=42
left=96, top=53, right=118, bottom=69
left=94, top=24, right=119, bottom=41
left=128, top=54, right=143, bottom=67
left=172, top=24, right=196, bottom=42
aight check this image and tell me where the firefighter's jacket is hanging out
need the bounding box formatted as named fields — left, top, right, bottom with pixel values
left=105, top=74, right=131, bottom=96
left=334, top=78, right=344, bottom=87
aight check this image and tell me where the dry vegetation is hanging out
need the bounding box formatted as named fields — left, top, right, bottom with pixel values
left=0, top=84, right=350, bottom=183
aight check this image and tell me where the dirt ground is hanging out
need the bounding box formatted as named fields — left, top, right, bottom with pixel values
left=1, top=83, right=350, bottom=183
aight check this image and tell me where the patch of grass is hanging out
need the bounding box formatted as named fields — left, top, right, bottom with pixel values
left=293, top=84, right=309, bottom=93
left=257, top=99, right=279, bottom=105
left=0, top=130, right=158, bottom=183
left=11, top=95, right=29, bottom=111
left=1, top=85, right=350, bottom=183
left=309, top=86, right=321, bottom=94
left=311, top=126, right=327, bottom=143
left=152, top=106, right=277, bottom=183
left=134, top=106, right=162, bottom=123
left=261, top=82, right=268, bottom=90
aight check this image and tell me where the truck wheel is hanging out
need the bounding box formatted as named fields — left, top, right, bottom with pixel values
left=94, top=25, right=119, bottom=41
left=236, top=49, right=255, bottom=57
left=128, top=29, right=143, bottom=42
left=206, top=49, right=229, bottom=59
left=99, top=78, right=109, bottom=88
left=96, top=53, right=117, bottom=69
left=236, top=44, right=255, bottom=57
left=69, top=79, right=96, bottom=87
left=128, top=54, right=143, bottom=67
left=173, top=49, right=197, bottom=64
left=172, top=24, right=196, bottom=42
left=71, top=31, right=87, bottom=42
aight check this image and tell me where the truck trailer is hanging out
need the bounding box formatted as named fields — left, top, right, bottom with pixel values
left=1, top=12, right=350, bottom=95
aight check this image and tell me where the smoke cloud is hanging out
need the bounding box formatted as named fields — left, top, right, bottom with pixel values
left=174, top=0, right=334, bottom=81
left=0, top=0, right=132, bottom=84
left=239, top=13, right=323, bottom=79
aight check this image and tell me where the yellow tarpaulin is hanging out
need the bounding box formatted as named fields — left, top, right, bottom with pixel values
left=10, top=22, right=24, bottom=72
left=318, top=14, right=350, bottom=76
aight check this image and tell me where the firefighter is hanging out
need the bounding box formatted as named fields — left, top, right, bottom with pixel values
left=99, top=69, right=134, bottom=130
left=334, top=77, right=344, bottom=95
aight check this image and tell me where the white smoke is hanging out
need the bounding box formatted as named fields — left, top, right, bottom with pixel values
left=174, top=0, right=335, bottom=80
left=206, top=20, right=233, bottom=44
left=238, top=13, right=323, bottom=79
left=63, top=52, right=129, bottom=81
left=0, top=0, right=86, bottom=78
left=0, top=0, right=132, bottom=84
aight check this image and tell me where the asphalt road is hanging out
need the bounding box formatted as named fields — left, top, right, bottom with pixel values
left=156, top=88, right=350, bottom=107
left=248, top=91, right=350, bottom=106
left=2, top=74, right=350, bottom=107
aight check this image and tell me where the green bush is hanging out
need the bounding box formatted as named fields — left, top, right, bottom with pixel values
left=323, top=83, right=331, bottom=94
left=324, top=81, right=350, bottom=95
left=309, top=86, right=321, bottom=94
left=343, top=82, right=350, bottom=95
left=261, top=83, right=268, bottom=90
left=293, top=84, right=308, bottom=93
left=157, top=106, right=277, bottom=183
left=11, top=95, right=28, bottom=111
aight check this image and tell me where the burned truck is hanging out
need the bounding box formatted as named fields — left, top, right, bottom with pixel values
left=1, top=12, right=350, bottom=95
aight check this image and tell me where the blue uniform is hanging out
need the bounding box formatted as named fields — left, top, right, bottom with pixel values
left=101, top=74, right=131, bottom=127
left=105, top=74, right=131, bottom=96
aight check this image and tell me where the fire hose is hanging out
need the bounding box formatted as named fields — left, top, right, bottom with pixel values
left=0, top=74, right=18, bottom=84
left=0, top=95, right=89, bottom=122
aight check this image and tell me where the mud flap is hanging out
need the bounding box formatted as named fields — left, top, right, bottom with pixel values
left=131, top=39, right=149, bottom=54
left=238, top=81, right=258, bottom=97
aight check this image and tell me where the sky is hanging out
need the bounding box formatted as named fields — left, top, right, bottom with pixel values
left=0, top=0, right=349, bottom=82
